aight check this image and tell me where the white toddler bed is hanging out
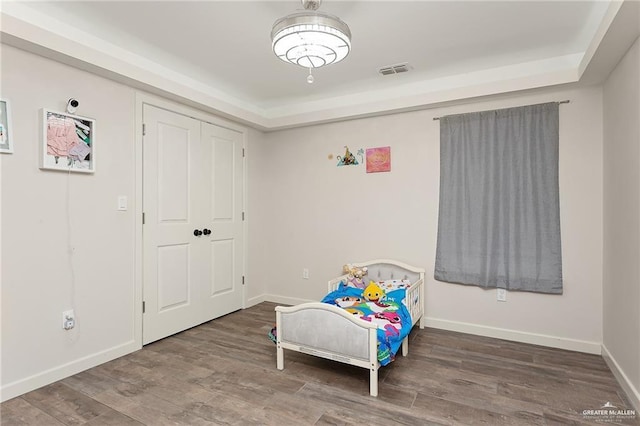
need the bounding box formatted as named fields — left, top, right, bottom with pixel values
left=275, top=259, right=425, bottom=396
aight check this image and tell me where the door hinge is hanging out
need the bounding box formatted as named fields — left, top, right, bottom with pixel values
left=242, top=212, right=245, bottom=221
left=242, top=148, right=245, bottom=157
left=142, top=123, right=146, bottom=136
left=242, top=276, right=245, bottom=285
left=142, top=212, right=145, bottom=224
left=142, top=301, right=146, bottom=313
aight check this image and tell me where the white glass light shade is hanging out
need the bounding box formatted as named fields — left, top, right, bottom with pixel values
left=271, top=11, right=351, bottom=69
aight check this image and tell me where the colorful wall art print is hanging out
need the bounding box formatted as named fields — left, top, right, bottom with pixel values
left=41, top=109, right=95, bottom=173
left=366, top=146, right=391, bottom=173
left=0, top=99, right=13, bottom=154
left=337, top=146, right=364, bottom=166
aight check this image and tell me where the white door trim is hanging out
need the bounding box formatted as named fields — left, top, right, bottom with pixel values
left=134, top=91, right=248, bottom=348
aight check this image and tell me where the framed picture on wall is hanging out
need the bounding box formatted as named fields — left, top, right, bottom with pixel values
left=41, top=109, right=95, bottom=173
left=366, top=146, right=391, bottom=173
left=0, top=99, right=14, bottom=154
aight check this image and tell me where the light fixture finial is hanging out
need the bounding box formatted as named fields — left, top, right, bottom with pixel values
left=302, top=0, right=321, bottom=11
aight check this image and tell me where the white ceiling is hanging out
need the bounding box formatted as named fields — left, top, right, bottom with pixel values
left=2, top=1, right=639, bottom=129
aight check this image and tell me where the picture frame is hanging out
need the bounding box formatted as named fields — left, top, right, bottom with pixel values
left=41, top=109, right=95, bottom=173
left=0, top=99, right=14, bottom=154
left=366, top=146, right=391, bottom=173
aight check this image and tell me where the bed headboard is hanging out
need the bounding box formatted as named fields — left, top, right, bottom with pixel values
left=354, top=259, right=424, bottom=284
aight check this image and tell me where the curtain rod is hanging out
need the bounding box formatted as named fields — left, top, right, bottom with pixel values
left=432, top=100, right=570, bottom=121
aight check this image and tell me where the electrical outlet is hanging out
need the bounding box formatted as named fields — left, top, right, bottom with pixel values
left=497, top=288, right=507, bottom=302
left=303, top=268, right=309, bottom=279
left=62, top=310, right=75, bottom=330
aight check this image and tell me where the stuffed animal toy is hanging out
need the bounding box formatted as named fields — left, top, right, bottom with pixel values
left=363, top=281, right=385, bottom=302
left=342, top=264, right=368, bottom=289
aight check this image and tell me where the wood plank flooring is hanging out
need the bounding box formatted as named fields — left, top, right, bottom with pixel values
left=2, top=302, right=637, bottom=425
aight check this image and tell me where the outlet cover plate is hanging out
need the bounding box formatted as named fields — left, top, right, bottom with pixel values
left=62, top=309, right=75, bottom=330
left=497, top=288, right=507, bottom=302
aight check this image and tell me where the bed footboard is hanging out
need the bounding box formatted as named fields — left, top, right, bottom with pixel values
left=275, top=303, right=380, bottom=396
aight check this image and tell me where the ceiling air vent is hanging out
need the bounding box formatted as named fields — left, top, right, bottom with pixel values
left=378, top=62, right=411, bottom=76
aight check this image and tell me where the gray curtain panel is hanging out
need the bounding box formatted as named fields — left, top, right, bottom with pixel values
left=434, top=102, right=563, bottom=294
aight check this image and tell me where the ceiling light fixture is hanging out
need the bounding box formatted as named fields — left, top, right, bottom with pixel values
left=271, top=0, right=351, bottom=84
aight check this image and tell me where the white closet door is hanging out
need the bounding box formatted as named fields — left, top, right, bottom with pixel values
left=142, top=105, right=244, bottom=345
left=200, top=122, right=244, bottom=320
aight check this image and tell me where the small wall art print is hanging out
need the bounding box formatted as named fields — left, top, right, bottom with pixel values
left=0, top=99, right=13, bottom=154
left=366, top=146, right=391, bottom=173
left=336, top=146, right=364, bottom=167
left=41, top=109, right=95, bottom=173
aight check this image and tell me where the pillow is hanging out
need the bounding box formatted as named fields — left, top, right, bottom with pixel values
left=377, top=279, right=412, bottom=292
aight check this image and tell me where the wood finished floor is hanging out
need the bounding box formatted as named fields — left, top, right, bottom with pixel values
left=2, top=302, right=637, bottom=426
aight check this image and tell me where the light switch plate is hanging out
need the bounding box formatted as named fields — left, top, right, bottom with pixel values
left=117, top=196, right=127, bottom=211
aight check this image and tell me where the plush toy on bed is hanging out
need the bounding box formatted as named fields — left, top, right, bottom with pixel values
left=342, top=264, right=369, bottom=289
left=363, top=281, right=385, bottom=302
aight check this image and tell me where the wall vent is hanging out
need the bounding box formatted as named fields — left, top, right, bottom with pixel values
left=378, top=63, right=411, bottom=76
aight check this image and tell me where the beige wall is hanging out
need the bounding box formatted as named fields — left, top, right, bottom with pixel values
left=0, top=45, right=259, bottom=401
left=257, top=86, right=604, bottom=352
left=603, top=35, right=640, bottom=408
left=1, top=45, right=139, bottom=400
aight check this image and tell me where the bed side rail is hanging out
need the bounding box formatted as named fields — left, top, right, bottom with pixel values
left=328, top=274, right=348, bottom=293
left=406, top=278, right=424, bottom=327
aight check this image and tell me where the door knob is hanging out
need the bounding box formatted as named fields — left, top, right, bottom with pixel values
left=203, top=228, right=211, bottom=235
left=193, top=229, right=203, bottom=236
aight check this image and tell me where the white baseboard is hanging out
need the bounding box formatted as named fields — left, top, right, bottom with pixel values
left=1, top=340, right=139, bottom=403
left=245, top=294, right=267, bottom=308
left=263, top=294, right=314, bottom=306
left=424, top=317, right=602, bottom=354
left=602, top=344, right=640, bottom=412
